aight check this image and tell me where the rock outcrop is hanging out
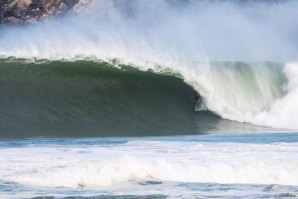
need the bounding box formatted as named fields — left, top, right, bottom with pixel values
left=0, top=0, right=284, bottom=25
left=0, top=0, right=80, bottom=24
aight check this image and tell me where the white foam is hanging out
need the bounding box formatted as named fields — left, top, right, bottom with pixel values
left=0, top=140, right=297, bottom=188
left=252, top=63, right=298, bottom=129
left=0, top=0, right=298, bottom=129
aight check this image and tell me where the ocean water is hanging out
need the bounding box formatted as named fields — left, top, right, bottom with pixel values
left=1, top=0, right=298, bottom=198
left=0, top=134, right=298, bottom=198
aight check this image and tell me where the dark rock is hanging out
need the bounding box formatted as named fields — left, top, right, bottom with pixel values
left=0, top=0, right=285, bottom=25
left=0, top=0, right=80, bottom=24
left=2, top=16, right=22, bottom=24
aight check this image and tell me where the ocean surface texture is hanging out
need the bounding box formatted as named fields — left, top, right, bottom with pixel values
left=0, top=0, right=298, bottom=198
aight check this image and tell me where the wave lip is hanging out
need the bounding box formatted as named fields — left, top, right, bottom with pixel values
left=1, top=0, right=298, bottom=131
left=0, top=58, right=295, bottom=137
left=0, top=59, right=221, bottom=137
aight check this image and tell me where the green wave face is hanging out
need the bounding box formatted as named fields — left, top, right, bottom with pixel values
left=0, top=0, right=297, bottom=134
left=0, top=59, right=275, bottom=138
left=0, top=60, right=203, bottom=138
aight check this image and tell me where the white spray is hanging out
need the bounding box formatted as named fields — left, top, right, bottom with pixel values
left=0, top=0, right=298, bottom=129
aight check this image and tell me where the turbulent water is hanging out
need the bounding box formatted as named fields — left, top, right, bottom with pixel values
left=0, top=0, right=298, bottom=198
left=0, top=59, right=283, bottom=138
left=0, top=0, right=298, bottom=130
left=0, top=134, right=298, bottom=198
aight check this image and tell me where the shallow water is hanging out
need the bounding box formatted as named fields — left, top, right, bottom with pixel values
left=0, top=133, right=297, bottom=198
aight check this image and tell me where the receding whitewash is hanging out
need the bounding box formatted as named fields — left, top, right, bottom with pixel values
left=0, top=141, right=298, bottom=188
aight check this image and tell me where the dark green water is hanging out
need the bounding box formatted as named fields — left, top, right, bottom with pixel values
left=0, top=59, right=272, bottom=138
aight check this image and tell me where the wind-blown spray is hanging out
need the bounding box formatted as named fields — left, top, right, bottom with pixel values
left=0, top=0, right=298, bottom=129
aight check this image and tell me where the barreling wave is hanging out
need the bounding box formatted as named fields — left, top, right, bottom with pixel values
left=0, top=0, right=298, bottom=133
left=0, top=58, right=290, bottom=138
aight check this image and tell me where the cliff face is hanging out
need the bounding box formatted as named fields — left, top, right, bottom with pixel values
left=0, top=0, right=79, bottom=24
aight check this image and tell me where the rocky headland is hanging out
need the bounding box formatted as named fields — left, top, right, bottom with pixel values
left=0, top=0, right=81, bottom=24
left=0, top=0, right=284, bottom=25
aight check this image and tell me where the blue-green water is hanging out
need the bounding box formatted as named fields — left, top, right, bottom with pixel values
left=1, top=0, right=298, bottom=198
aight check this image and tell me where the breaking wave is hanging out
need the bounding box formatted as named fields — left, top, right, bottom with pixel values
left=0, top=0, right=298, bottom=132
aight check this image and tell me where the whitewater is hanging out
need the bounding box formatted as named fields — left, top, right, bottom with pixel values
left=1, top=0, right=298, bottom=198
left=0, top=134, right=298, bottom=198
left=0, top=0, right=298, bottom=129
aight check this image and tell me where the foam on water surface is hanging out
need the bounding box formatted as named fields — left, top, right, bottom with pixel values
left=0, top=134, right=298, bottom=198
